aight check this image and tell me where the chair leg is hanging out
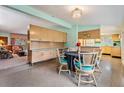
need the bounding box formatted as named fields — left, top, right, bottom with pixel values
left=76, top=70, right=77, bottom=76
left=92, top=73, right=97, bottom=86
left=97, top=64, right=102, bottom=73
left=59, top=65, right=63, bottom=75
left=66, top=65, right=71, bottom=75
left=78, top=74, right=81, bottom=87
left=68, top=70, right=71, bottom=75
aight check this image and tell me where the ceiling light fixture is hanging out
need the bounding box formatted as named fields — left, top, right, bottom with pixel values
left=72, top=8, right=82, bottom=19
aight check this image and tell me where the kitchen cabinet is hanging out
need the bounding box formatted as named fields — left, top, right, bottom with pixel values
left=78, top=29, right=100, bottom=39
left=28, top=24, right=66, bottom=64
left=40, top=29, right=50, bottom=41
left=29, top=49, right=57, bottom=64
left=46, top=29, right=55, bottom=42
left=51, top=30, right=60, bottom=42
left=29, top=24, right=67, bottom=42
left=111, top=47, right=121, bottom=57
left=101, top=46, right=112, bottom=54
left=62, top=32, right=67, bottom=42
left=112, top=34, right=120, bottom=41
left=52, top=31, right=67, bottom=42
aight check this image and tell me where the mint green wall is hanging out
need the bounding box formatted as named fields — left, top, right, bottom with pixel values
left=62, top=24, right=79, bottom=47
left=0, top=32, right=11, bottom=44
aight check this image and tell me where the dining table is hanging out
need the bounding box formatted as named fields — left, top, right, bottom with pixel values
left=64, top=51, right=89, bottom=72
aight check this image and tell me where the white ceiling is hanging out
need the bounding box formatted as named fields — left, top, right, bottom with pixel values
left=1, top=5, right=124, bottom=35
left=0, top=6, right=59, bottom=34
left=31, top=5, right=124, bottom=25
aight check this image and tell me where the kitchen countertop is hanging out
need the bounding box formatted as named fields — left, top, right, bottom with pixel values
left=81, top=46, right=100, bottom=48
left=30, top=48, right=57, bottom=52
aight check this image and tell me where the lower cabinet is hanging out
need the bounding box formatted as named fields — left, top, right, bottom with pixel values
left=111, top=47, right=121, bottom=57
left=29, top=49, right=57, bottom=64
left=101, top=46, right=121, bottom=57
left=101, top=46, right=112, bottom=54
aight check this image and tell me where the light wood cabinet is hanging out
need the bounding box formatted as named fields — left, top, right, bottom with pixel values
left=40, top=28, right=49, bottom=41
left=50, top=30, right=59, bottom=42
left=112, top=34, right=120, bottom=41
left=111, top=47, right=121, bottom=57
left=62, top=32, right=67, bottom=42
left=28, top=24, right=66, bottom=64
left=30, top=49, right=57, bottom=63
left=29, top=24, right=67, bottom=42
left=101, top=46, right=112, bottom=54
left=58, top=32, right=65, bottom=42
left=78, top=29, right=100, bottom=39
left=45, top=29, right=54, bottom=41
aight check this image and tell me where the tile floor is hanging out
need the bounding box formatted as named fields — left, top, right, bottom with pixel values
left=0, top=55, right=124, bottom=87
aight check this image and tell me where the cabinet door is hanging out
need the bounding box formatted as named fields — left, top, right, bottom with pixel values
left=30, top=30, right=39, bottom=41
left=32, top=51, right=42, bottom=63
left=56, top=31, right=65, bottom=42
left=50, top=50, right=57, bottom=58
left=39, top=28, right=47, bottom=41
left=58, top=32, right=63, bottom=42
left=101, top=46, right=111, bottom=54
left=46, top=29, right=51, bottom=41
left=63, top=32, right=67, bottom=42
left=52, top=31, right=60, bottom=42
left=111, top=47, right=121, bottom=57
left=112, top=34, right=120, bottom=41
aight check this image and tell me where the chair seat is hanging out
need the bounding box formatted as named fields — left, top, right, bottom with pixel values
left=81, top=66, right=94, bottom=71
left=75, top=62, right=94, bottom=71
left=60, top=58, right=67, bottom=64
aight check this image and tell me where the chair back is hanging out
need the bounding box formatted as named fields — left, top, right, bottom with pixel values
left=56, top=48, right=66, bottom=64
left=97, top=49, right=102, bottom=62
left=74, top=52, right=98, bottom=70
left=56, top=48, right=61, bottom=64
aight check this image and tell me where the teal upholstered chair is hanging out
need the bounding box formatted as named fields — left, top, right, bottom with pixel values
left=56, top=48, right=70, bottom=75
left=74, top=52, right=98, bottom=86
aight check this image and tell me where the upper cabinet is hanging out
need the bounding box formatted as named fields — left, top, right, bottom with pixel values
left=62, top=32, right=67, bottom=42
left=29, top=24, right=67, bottom=42
left=112, top=34, right=120, bottom=41
left=78, top=29, right=100, bottom=39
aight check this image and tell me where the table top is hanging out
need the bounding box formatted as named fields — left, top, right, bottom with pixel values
left=65, top=51, right=89, bottom=56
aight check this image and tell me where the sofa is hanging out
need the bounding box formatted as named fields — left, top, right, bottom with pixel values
left=0, top=46, right=13, bottom=59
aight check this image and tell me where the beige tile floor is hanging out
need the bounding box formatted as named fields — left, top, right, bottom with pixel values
left=0, top=54, right=27, bottom=70
left=0, top=55, right=123, bottom=87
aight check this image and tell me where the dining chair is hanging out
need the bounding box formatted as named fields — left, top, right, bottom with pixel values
left=92, top=48, right=103, bottom=73
left=74, top=52, right=98, bottom=86
left=56, top=48, right=70, bottom=75
left=95, top=49, right=102, bottom=72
